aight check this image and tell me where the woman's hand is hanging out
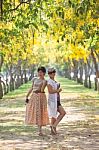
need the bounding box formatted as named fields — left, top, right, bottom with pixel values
left=26, top=87, right=33, bottom=99
left=25, top=87, right=33, bottom=103
left=25, top=98, right=29, bottom=103
left=57, top=88, right=62, bottom=93
left=47, top=84, right=62, bottom=94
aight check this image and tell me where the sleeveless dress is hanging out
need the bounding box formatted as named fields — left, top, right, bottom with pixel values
left=25, top=77, right=49, bottom=126
left=47, top=78, right=61, bottom=119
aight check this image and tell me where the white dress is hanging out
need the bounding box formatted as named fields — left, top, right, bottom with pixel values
left=47, top=78, right=58, bottom=118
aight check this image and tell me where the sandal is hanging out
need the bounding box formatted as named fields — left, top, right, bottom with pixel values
left=38, top=132, right=44, bottom=136
left=50, top=126, right=57, bottom=135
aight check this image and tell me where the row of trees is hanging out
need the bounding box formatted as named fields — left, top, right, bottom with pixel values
left=0, top=0, right=48, bottom=98
left=0, top=0, right=99, bottom=98
left=46, top=0, right=99, bottom=89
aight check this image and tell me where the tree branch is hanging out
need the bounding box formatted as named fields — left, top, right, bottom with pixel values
left=9, top=1, right=30, bottom=11
left=94, top=50, right=99, bottom=60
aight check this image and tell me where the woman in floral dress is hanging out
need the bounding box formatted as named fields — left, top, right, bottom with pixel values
left=25, top=66, right=49, bottom=136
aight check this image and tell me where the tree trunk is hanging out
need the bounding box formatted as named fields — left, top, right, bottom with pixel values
left=91, top=49, right=99, bottom=91
left=72, top=60, right=78, bottom=81
left=9, top=74, right=14, bottom=91
left=88, top=75, right=91, bottom=89
left=9, top=65, right=14, bottom=91
left=0, top=77, right=3, bottom=99
left=23, top=69, right=28, bottom=83
left=1, top=80, right=6, bottom=95
left=79, top=66, right=83, bottom=84
left=94, top=77, right=97, bottom=91
left=6, top=79, right=9, bottom=94
left=77, top=60, right=83, bottom=84
left=86, top=58, right=94, bottom=89
left=29, top=68, right=35, bottom=80
left=0, top=55, right=3, bottom=99
left=84, top=64, right=88, bottom=88
left=64, top=68, right=71, bottom=79
left=19, top=65, right=24, bottom=84
left=15, top=75, right=21, bottom=89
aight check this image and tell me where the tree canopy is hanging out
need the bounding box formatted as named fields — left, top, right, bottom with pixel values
left=0, top=0, right=99, bottom=98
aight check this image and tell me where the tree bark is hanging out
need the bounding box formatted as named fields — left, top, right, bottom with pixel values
left=29, top=66, right=35, bottom=80
left=23, top=69, right=28, bottom=83
left=0, top=55, right=3, bottom=99
left=88, top=75, right=91, bottom=89
left=79, top=66, right=83, bottom=84
left=84, top=63, right=88, bottom=88
left=9, top=65, right=15, bottom=91
left=0, top=77, right=3, bottom=99
left=1, top=80, right=6, bottom=95
left=91, top=49, right=99, bottom=91
left=77, top=60, right=83, bottom=84
left=15, top=75, right=21, bottom=89
left=72, top=59, right=78, bottom=81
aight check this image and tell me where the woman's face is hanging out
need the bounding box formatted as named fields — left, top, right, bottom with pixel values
left=38, top=70, right=45, bottom=78
left=48, top=72, right=56, bottom=78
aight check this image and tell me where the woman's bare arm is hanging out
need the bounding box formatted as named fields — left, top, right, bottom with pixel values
left=26, top=79, right=34, bottom=98
left=47, top=84, right=62, bottom=94
left=26, top=87, right=33, bottom=98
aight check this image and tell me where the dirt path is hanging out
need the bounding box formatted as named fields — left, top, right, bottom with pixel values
left=0, top=93, right=99, bottom=150
left=0, top=77, right=99, bottom=150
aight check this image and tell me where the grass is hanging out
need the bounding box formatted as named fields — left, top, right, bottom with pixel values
left=57, top=77, right=99, bottom=99
left=3, top=82, right=31, bottom=98
left=2, top=76, right=99, bottom=99
left=0, top=76, right=98, bottom=109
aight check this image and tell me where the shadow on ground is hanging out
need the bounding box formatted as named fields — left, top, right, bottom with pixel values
left=0, top=96, right=99, bottom=150
left=0, top=78, right=99, bottom=150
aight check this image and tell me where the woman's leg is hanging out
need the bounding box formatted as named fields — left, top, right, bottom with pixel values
left=38, top=125, right=43, bottom=135
left=50, top=117, right=56, bottom=134
left=53, top=105, right=66, bottom=128
left=51, top=117, right=56, bottom=126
